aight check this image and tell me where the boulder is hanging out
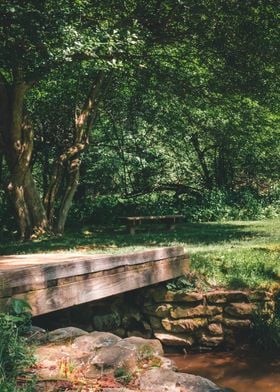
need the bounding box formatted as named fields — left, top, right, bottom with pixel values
left=88, top=345, right=138, bottom=376
left=140, top=367, right=179, bottom=391
left=177, top=372, right=224, bottom=392
left=25, top=325, right=47, bottom=344
left=47, top=327, right=88, bottom=342
left=118, top=336, right=164, bottom=357
left=160, top=356, right=177, bottom=370
left=34, top=343, right=90, bottom=378
left=71, top=332, right=121, bottom=352
left=87, top=336, right=164, bottom=376
left=139, top=368, right=224, bottom=392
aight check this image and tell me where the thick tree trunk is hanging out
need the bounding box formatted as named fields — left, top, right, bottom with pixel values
left=24, top=170, right=48, bottom=236
left=0, top=70, right=107, bottom=238
left=45, top=71, right=106, bottom=234
left=0, top=76, right=47, bottom=239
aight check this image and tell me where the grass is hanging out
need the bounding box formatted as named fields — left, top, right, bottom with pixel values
left=0, top=219, right=279, bottom=290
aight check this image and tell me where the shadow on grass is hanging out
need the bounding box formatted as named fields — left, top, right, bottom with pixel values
left=0, top=221, right=257, bottom=255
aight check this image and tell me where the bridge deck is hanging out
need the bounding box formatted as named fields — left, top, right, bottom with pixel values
left=0, top=246, right=189, bottom=316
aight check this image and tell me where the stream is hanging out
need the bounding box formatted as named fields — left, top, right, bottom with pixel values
left=169, top=347, right=280, bottom=392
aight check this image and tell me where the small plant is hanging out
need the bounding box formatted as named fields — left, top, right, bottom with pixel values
left=138, top=344, right=154, bottom=360
left=57, top=357, right=90, bottom=383
left=10, top=299, right=32, bottom=335
left=166, top=273, right=208, bottom=292
left=114, top=367, right=133, bottom=385
left=148, top=356, right=162, bottom=368
left=0, top=300, right=35, bottom=390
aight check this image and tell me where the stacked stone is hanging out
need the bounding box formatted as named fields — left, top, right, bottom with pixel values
left=144, top=288, right=275, bottom=350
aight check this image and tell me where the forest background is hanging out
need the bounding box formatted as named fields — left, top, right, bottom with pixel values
left=0, top=0, right=279, bottom=240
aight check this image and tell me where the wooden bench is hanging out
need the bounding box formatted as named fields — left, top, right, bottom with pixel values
left=120, top=215, right=185, bottom=235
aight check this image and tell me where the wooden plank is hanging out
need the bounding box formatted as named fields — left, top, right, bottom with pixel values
left=0, top=246, right=185, bottom=296
left=120, top=215, right=185, bottom=221
left=120, top=216, right=185, bottom=235
left=1, top=255, right=189, bottom=316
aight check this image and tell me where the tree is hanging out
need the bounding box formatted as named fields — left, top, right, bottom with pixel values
left=0, top=0, right=279, bottom=238
left=0, top=0, right=140, bottom=237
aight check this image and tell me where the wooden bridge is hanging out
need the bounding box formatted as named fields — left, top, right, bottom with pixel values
left=0, top=246, right=188, bottom=316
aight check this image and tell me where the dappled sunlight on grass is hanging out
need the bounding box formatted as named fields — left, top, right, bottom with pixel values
left=0, top=219, right=279, bottom=289
left=1, top=219, right=279, bottom=255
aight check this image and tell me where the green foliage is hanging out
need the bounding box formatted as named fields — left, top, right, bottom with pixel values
left=0, top=380, right=35, bottom=392
left=114, top=367, right=133, bottom=385
left=166, top=272, right=210, bottom=292
left=68, top=187, right=280, bottom=226
left=166, top=276, right=197, bottom=292
left=0, top=0, right=279, bottom=237
left=179, top=188, right=280, bottom=223
left=9, top=299, right=32, bottom=335
left=0, top=312, right=35, bottom=388
left=0, top=299, right=34, bottom=390
left=251, top=311, right=280, bottom=352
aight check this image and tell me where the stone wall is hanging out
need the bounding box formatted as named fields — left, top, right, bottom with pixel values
left=143, top=286, right=276, bottom=350
left=33, top=284, right=278, bottom=352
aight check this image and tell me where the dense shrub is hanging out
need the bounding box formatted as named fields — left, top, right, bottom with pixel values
left=68, top=186, right=280, bottom=226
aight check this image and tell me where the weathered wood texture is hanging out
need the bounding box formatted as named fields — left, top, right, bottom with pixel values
left=0, top=247, right=189, bottom=316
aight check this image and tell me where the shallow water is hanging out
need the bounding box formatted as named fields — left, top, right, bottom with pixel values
left=169, top=348, right=280, bottom=392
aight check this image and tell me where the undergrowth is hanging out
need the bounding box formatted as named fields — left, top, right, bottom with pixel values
left=0, top=300, right=35, bottom=391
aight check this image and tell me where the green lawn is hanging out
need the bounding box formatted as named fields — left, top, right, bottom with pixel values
left=1, top=219, right=279, bottom=289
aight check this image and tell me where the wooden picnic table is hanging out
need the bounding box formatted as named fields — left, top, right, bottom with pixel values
left=119, top=215, right=185, bottom=235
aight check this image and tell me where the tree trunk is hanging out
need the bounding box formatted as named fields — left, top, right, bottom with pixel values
left=56, top=158, right=80, bottom=234
left=44, top=160, right=64, bottom=228
left=215, top=147, right=227, bottom=189
left=191, top=133, right=213, bottom=190
left=0, top=76, right=47, bottom=239
left=0, top=71, right=108, bottom=238
left=44, top=71, right=106, bottom=234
